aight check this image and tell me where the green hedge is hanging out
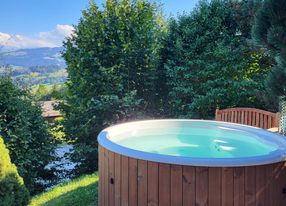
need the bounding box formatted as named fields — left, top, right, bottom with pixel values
left=0, top=137, right=30, bottom=206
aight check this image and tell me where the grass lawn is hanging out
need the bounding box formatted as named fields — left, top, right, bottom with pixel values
left=29, top=174, right=98, bottom=206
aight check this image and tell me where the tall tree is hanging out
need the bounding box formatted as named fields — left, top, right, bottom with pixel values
left=252, top=0, right=286, bottom=97
left=161, top=0, right=273, bottom=118
left=0, top=76, right=55, bottom=194
left=61, top=0, right=164, bottom=175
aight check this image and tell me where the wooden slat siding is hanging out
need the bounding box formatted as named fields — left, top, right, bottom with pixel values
left=255, top=165, right=266, bottom=206
left=148, top=162, right=159, bottom=206
left=108, top=151, right=115, bottom=206
left=104, top=147, right=109, bottom=206
left=138, top=160, right=148, bottom=206
left=129, top=158, right=138, bottom=206
left=222, top=167, right=234, bottom=206
left=183, top=166, right=195, bottom=206
left=114, top=153, right=121, bottom=206
left=100, top=146, right=286, bottom=206
left=234, top=167, right=245, bottom=206
left=98, top=146, right=102, bottom=206
left=196, top=167, right=208, bottom=206
left=215, top=108, right=279, bottom=129
left=245, top=167, right=256, bottom=206
left=209, top=167, right=221, bottom=206
left=170, top=165, right=183, bottom=206
left=121, top=156, right=129, bottom=206
left=159, top=164, right=170, bottom=206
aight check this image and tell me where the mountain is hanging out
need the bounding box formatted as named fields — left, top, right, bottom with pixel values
left=0, top=47, right=67, bottom=86
left=0, top=47, right=66, bottom=68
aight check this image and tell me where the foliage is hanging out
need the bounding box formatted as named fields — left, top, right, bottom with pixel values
left=0, top=76, right=56, bottom=194
left=61, top=0, right=165, bottom=175
left=0, top=137, right=30, bottom=206
left=252, top=0, right=286, bottom=97
left=160, top=0, right=274, bottom=119
left=48, top=117, right=66, bottom=143
left=29, top=174, right=98, bottom=206
left=33, top=84, right=67, bottom=101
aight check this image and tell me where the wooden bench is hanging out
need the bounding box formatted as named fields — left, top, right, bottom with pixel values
left=215, top=108, right=280, bottom=129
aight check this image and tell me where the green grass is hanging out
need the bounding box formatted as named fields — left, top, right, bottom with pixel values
left=29, top=174, right=98, bottom=206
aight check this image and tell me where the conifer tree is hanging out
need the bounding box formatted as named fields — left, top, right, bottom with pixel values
left=252, top=0, right=286, bottom=96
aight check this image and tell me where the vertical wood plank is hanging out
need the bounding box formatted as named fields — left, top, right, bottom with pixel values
left=248, top=112, right=252, bottom=126
left=255, top=113, right=259, bottom=127
left=245, top=112, right=248, bottom=125
left=263, top=115, right=267, bottom=129
left=264, top=164, right=274, bottom=206
left=114, top=153, right=121, bottom=206
left=104, top=147, right=109, bottom=206
left=121, top=156, right=129, bottom=206
left=171, top=165, right=183, bottom=206
left=245, top=167, right=256, bottom=206
left=268, top=116, right=272, bottom=129
left=99, top=146, right=103, bottom=206
left=138, top=160, right=148, bottom=206
left=251, top=112, right=256, bottom=126
left=108, top=151, right=115, bottom=206
left=238, top=111, right=241, bottom=124
left=234, top=167, right=245, bottom=206
left=231, top=111, right=234, bottom=122
left=148, top=162, right=159, bottom=206
left=222, top=167, right=234, bottom=206
left=256, top=165, right=266, bottom=206
left=183, top=166, right=195, bottom=206
left=159, top=164, right=170, bottom=206
left=129, top=158, right=138, bottom=206
left=209, top=167, right=221, bottom=206
left=196, top=167, right=209, bottom=206
left=276, top=162, right=286, bottom=206
left=259, top=114, right=263, bottom=129
left=241, top=111, right=245, bottom=124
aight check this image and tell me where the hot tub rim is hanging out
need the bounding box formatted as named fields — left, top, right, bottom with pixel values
left=97, top=119, right=286, bottom=167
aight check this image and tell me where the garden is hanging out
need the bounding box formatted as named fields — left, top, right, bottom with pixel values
left=1, top=0, right=286, bottom=205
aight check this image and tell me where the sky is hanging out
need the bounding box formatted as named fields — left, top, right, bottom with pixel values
left=0, top=0, right=198, bottom=49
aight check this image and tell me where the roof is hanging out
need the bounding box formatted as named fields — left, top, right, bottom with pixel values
left=41, top=100, right=62, bottom=118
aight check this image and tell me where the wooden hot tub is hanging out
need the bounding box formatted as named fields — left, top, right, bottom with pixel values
left=98, top=120, right=286, bottom=206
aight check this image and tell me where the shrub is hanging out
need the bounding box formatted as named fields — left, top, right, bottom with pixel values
left=0, top=137, right=30, bottom=206
left=0, top=76, right=56, bottom=194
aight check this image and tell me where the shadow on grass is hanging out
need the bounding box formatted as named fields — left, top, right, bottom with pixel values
left=40, top=182, right=98, bottom=206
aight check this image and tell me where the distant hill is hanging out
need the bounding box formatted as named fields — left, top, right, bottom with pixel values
left=0, top=47, right=67, bottom=86
left=0, top=47, right=66, bottom=68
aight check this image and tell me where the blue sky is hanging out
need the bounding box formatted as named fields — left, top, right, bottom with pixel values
left=0, top=0, right=198, bottom=48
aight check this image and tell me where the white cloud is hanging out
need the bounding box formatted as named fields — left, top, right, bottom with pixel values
left=0, top=24, right=74, bottom=50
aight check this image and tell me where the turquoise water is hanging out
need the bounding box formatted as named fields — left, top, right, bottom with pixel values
left=115, top=125, right=276, bottom=158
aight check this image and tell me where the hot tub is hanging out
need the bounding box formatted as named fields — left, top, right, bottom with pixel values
left=98, top=120, right=286, bottom=206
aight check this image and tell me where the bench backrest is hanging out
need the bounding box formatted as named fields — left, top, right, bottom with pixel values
left=215, top=108, right=280, bottom=129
